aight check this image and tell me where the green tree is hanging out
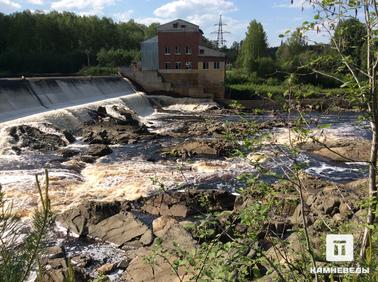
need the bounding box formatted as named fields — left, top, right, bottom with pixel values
left=144, top=22, right=160, bottom=39
left=276, top=29, right=307, bottom=72
left=333, top=18, right=366, bottom=67
left=239, top=20, right=268, bottom=72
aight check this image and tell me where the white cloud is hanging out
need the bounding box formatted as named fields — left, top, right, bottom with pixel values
left=136, top=0, right=242, bottom=46
left=51, top=0, right=115, bottom=14
left=135, top=17, right=165, bottom=26
left=154, top=0, right=237, bottom=18
left=273, top=0, right=310, bottom=9
left=26, top=0, right=44, bottom=5
left=0, top=0, right=21, bottom=13
left=113, top=9, right=134, bottom=22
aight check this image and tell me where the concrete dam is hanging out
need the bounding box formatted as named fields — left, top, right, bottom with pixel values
left=0, top=76, right=142, bottom=122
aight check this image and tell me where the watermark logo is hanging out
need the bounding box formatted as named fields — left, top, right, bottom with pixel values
left=326, top=234, right=353, bottom=262
left=310, top=234, right=370, bottom=274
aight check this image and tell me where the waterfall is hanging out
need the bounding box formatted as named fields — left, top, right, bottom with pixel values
left=0, top=76, right=138, bottom=123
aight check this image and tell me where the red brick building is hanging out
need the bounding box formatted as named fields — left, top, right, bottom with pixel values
left=137, top=19, right=225, bottom=99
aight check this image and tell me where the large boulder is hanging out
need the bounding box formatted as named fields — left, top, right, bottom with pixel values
left=311, top=141, right=371, bottom=162
left=152, top=216, right=195, bottom=249
left=7, top=124, right=68, bottom=152
left=123, top=217, right=196, bottom=282
left=81, top=106, right=151, bottom=145
left=141, top=189, right=236, bottom=218
left=86, top=144, right=112, bottom=157
left=57, top=201, right=121, bottom=236
left=88, top=212, right=150, bottom=247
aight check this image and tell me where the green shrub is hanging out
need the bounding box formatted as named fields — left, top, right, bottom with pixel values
left=227, top=81, right=350, bottom=100
left=227, top=83, right=285, bottom=100
left=78, top=66, right=118, bottom=76
left=97, top=48, right=140, bottom=67
left=255, top=56, right=276, bottom=77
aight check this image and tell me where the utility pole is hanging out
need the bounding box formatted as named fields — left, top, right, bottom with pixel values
left=211, top=15, right=230, bottom=48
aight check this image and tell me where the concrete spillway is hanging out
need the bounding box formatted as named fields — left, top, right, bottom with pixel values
left=0, top=76, right=139, bottom=122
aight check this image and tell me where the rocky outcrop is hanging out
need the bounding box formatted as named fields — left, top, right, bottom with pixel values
left=88, top=212, right=149, bottom=247
left=86, top=144, right=113, bottom=157
left=81, top=106, right=152, bottom=145
left=311, top=140, right=370, bottom=162
left=6, top=124, right=71, bottom=153
left=141, top=189, right=236, bottom=218
left=162, top=140, right=235, bottom=159
left=123, top=217, right=196, bottom=282
left=57, top=201, right=121, bottom=236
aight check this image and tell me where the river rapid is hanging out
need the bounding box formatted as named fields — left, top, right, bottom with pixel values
left=0, top=93, right=370, bottom=219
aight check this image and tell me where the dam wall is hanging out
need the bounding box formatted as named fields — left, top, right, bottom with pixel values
left=0, top=76, right=138, bottom=122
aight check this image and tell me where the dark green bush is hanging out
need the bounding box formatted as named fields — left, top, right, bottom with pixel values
left=78, top=66, right=118, bottom=76
left=96, top=49, right=140, bottom=67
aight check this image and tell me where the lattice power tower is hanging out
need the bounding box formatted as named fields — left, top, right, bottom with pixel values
left=212, top=15, right=230, bottom=48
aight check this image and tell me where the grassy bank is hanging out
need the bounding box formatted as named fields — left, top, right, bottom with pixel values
left=225, top=69, right=350, bottom=100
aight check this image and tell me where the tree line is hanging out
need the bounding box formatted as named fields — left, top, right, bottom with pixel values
left=0, top=11, right=159, bottom=75
left=229, top=18, right=367, bottom=89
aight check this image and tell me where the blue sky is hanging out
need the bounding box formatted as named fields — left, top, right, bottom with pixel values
left=0, top=0, right=329, bottom=47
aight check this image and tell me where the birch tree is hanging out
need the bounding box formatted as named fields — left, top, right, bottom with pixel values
left=297, top=0, right=378, bottom=260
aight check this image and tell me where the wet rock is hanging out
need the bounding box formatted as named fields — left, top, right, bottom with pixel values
left=78, top=155, right=97, bottom=164
left=87, top=144, right=112, bottom=157
left=7, top=125, right=67, bottom=152
left=88, top=212, right=149, bottom=247
left=57, top=201, right=121, bottom=236
left=162, top=140, right=234, bottom=159
left=59, top=148, right=80, bottom=158
left=81, top=106, right=151, bottom=145
left=63, top=130, right=76, bottom=144
left=141, top=189, right=236, bottom=218
left=61, top=159, right=86, bottom=173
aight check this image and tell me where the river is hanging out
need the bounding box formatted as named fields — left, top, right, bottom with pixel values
left=0, top=93, right=370, bottom=218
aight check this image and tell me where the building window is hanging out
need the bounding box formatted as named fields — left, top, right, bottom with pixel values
left=181, top=25, right=186, bottom=28
left=203, top=62, right=209, bottom=69
left=164, top=62, right=171, bottom=69
left=175, top=62, right=181, bottom=69
left=165, top=47, right=171, bottom=55
left=185, top=46, right=192, bottom=55
left=199, top=49, right=205, bottom=54
left=175, top=46, right=181, bottom=55
left=214, top=61, right=220, bottom=69
left=173, top=23, right=178, bottom=28
left=185, top=62, right=192, bottom=69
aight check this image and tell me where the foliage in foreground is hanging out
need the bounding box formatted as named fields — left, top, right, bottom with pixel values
left=0, top=169, right=53, bottom=282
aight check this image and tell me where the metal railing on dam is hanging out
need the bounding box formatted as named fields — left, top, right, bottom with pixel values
left=0, top=76, right=139, bottom=122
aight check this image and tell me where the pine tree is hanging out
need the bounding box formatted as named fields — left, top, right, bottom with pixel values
left=0, top=170, right=52, bottom=282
